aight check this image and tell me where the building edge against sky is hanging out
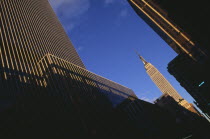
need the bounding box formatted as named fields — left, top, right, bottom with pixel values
left=168, top=54, right=210, bottom=118
left=128, top=0, right=208, bottom=62
left=128, top=0, right=210, bottom=116
left=3, top=1, right=204, bottom=138
left=0, top=0, right=144, bottom=137
left=0, top=0, right=138, bottom=111
left=1, top=0, right=210, bottom=137
left=136, top=53, right=200, bottom=114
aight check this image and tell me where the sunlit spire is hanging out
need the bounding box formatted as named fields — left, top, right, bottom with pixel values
left=135, top=51, right=148, bottom=65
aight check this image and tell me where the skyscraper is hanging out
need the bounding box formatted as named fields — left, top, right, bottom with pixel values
left=137, top=53, right=191, bottom=109
left=144, top=0, right=210, bottom=57
left=128, top=0, right=208, bottom=62
left=0, top=0, right=138, bottom=137
left=168, top=54, right=210, bottom=117
left=2, top=1, right=193, bottom=138
left=0, top=0, right=85, bottom=72
left=129, top=0, right=210, bottom=117
left=1, top=1, right=209, bottom=138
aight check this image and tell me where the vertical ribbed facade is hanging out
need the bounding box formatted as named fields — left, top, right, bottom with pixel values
left=145, top=62, right=191, bottom=109
left=38, top=53, right=136, bottom=106
left=0, top=0, right=85, bottom=81
left=137, top=54, right=191, bottom=109
left=0, top=0, right=140, bottom=137
left=144, top=62, right=182, bottom=101
left=0, top=0, right=137, bottom=107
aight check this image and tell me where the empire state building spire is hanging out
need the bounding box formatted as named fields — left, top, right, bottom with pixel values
left=135, top=51, right=148, bottom=65
left=135, top=54, right=198, bottom=114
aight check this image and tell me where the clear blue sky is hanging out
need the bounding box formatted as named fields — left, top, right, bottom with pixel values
left=49, top=0, right=195, bottom=104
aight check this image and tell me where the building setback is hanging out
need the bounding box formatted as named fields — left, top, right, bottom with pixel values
left=1, top=0, right=210, bottom=138
left=154, top=93, right=210, bottom=139
left=0, top=0, right=175, bottom=138
left=0, top=0, right=138, bottom=137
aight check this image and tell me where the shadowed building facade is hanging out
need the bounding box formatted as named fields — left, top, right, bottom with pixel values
left=128, top=0, right=208, bottom=62
left=168, top=53, right=210, bottom=117
left=154, top=93, right=210, bottom=139
left=146, top=0, right=210, bottom=58
left=1, top=0, right=209, bottom=138
left=0, top=0, right=178, bottom=138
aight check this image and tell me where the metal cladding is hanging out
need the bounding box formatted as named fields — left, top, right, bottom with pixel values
left=0, top=0, right=85, bottom=77
left=0, top=0, right=136, bottom=105
left=0, top=1, right=138, bottom=136
left=0, top=0, right=86, bottom=96
left=38, top=54, right=136, bottom=106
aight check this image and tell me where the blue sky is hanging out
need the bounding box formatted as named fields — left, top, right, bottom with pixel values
left=49, top=0, right=195, bottom=104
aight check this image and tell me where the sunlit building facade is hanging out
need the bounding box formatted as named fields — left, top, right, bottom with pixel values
left=0, top=0, right=140, bottom=137
left=148, top=0, right=210, bottom=58
left=129, top=0, right=210, bottom=117
left=0, top=0, right=85, bottom=96
left=128, top=0, right=207, bottom=62
left=137, top=54, right=191, bottom=110
left=1, top=0, right=209, bottom=138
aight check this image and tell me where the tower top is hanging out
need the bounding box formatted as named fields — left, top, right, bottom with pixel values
left=135, top=51, right=148, bottom=65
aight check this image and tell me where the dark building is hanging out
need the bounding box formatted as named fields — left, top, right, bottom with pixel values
left=155, top=0, right=210, bottom=117
left=128, top=0, right=210, bottom=116
left=168, top=54, right=210, bottom=117
left=1, top=0, right=210, bottom=138
left=154, top=93, right=210, bottom=139
left=128, top=0, right=208, bottom=62
left=0, top=0, right=182, bottom=138
left=0, top=0, right=138, bottom=138
left=154, top=93, right=201, bottom=117
left=118, top=96, right=210, bottom=139
left=152, top=0, right=210, bottom=57
left=116, top=98, right=177, bottom=139
left=0, top=53, right=138, bottom=138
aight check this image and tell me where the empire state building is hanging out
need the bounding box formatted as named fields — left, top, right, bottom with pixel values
left=137, top=53, right=190, bottom=109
